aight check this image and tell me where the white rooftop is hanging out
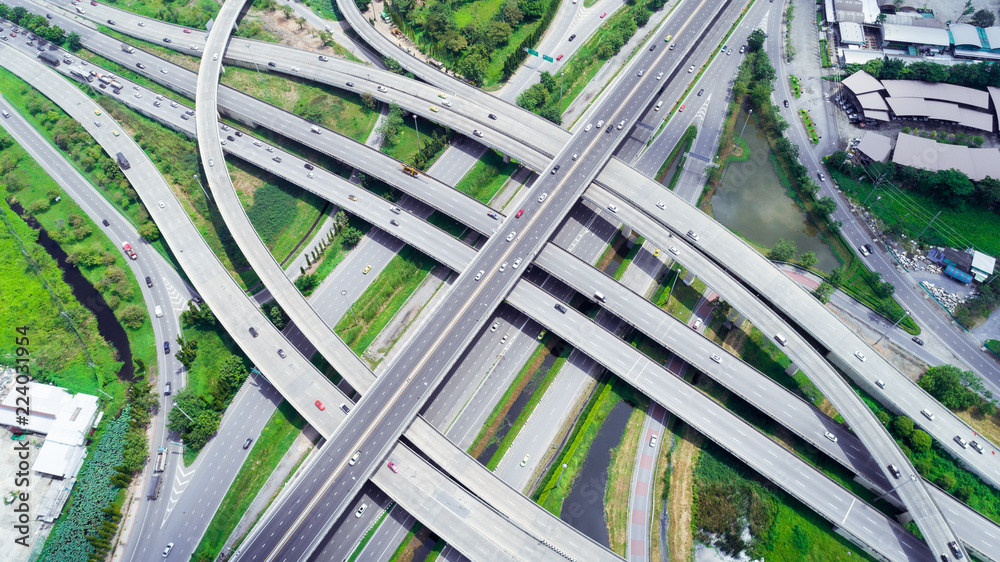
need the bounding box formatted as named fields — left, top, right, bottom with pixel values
left=840, top=21, right=865, bottom=45
left=950, top=24, right=982, bottom=48
left=883, top=23, right=952, bottom=47
left=985, top=27, right=1000, bottom=49
left=972, top=251, right=996, bottom=276
left=881, top=80, right=991, bottom=108
left=856, top=131, right=893, bottom=161
left=842, top=70, right=884, bottom=95
left=892, top=133, right=1000, bottom=181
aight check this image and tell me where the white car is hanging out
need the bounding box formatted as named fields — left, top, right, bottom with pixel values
left=710, top=354, right=721, bottom=363
left=154, top=306, right=163, bottom=318
left=656, top=201, right=665, bottom=209
left=377, top=85, right=388, bottom=93
left=584, top=123, right=593, bottom=132
left=499, top=262, right=508, bottom=272
left=490, top=322, right=499, bottom=333
left=474, top=270, right=485, bottom=281
left=572, top=153, right=579, bottom=160
left=512, top=258, right=522, bottom=269
left=607, top=204, right=618, bottom=213
left=506, top=231, right=516, bottom=242
left=854, top=351, right=866, bottom=362
left=208, top=158, right=214, bottom=167
left=520, top=454, right=530, bottom=467
left=158, top=200, right=165, bottom=208
left=538, top=192, right=548, bottom=203
left=649, top=434, right=658, bottom=447
left=825, top=431, right=838, bottom=443
left=656, top=72, right=663, bottom=80
left=668, top=246, right=679, bottom=255
left=688, top=65, right=695, bottom=73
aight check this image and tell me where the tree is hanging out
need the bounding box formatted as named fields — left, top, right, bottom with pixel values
left=766, top=238, right=797, bottom=261
left=138, top=221, right=160, bottom=241
left=873, top=279, right=896, bottom=299
left=892, top=415, right=914, bottom=438
left=931, top=168, right=975, bottom=207
left=376, top=104, right=404, bottom=148
left=175, top=337, right=198, bottom=369
left=279, top=4, right=294, bottom=19
left=814, top=196, right=836, bottom=217
left=918, top=364, right=978, bottom=410
left=342, top=226, right=363, bottom=246
left=66, top=31, right=82, bottom=51
left=713, top=299, right=732, bottom=319
left=119, top=304, right=146, bottom=329
left=334, top=210, right=349, bottom=232
left=798, top=251, right=817, bottom=268
left=215, top=355, right=248, bottom=402
left=812, top=282, right=834, bottom=303
left=970, top=8, right=994, bottom=27
left=746, top=28, right=766, bottom=53
left=910, top=429, right=932, bottom=453
left=295, top=273, right=320, bottom=296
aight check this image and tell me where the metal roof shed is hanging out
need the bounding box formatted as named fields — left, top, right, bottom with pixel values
left=950, top=23, right=983, bottom=48
left=842, top=70, right=884, bottom=95
left=882, top=24, right=952, bottom=47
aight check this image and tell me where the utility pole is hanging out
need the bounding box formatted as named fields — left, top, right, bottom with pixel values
left=245, top=43, right=264, bottom=87
left=341, top=290, right=358, bottom=326
left=917, top=210, right=942, bottom=239
left=557, top=463, right=568, bottom=487
left=874, top=309, right=909, bottom=345
left=413, top=113, right=420, bottom=148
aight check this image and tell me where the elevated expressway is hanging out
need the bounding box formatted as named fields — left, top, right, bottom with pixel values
left=0, top=40, right=615, bottom=562
left=593, top=158, right=1000, bottom=489
left=9, top=0, right=507, bottom=236
left=29, top=0, right=984, bottom=556
left=29, top=0, right=570, bottom=170
left=206, top=0, right=965, bottom=557
left=506, top=280, right=933, bottom=561
left=530, top=244, right=1000, bottom=560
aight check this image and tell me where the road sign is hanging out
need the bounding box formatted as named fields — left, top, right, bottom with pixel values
left=526, top=48, right=538, bottom=56
left=542, top=55, right=554, bottom=62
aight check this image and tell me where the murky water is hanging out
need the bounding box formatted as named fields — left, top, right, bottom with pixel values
left=560, top=400, right=633, bottom=547
left=712, top=112, right=840, bottom=272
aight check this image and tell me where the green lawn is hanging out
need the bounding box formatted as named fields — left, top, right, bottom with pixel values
left=453, top=149, right=518, bottom=204
left=191, top=401, right=307, bottom=560
left=334, top=246, right=436, bottom=357
left=656, top=125, right=697, bottom=184
left=694, top=441, right=873, bottom=560
left=97, top=0, right=220, bottom=27
left=309, top=214, right=371, bottom=281
left=383, top=118, right=448, bottom=166
left=245, top=180, right=327, bottom=263
left=739, top=327, right=824, bottom=404
left=652, top=264, right=704, bottom=321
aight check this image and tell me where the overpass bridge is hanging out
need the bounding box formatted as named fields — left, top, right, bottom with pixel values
left=593, top=158, right=1000, bottom=489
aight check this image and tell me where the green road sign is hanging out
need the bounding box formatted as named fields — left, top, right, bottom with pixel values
left=542, top=55, right=554, bottom=62
left=527, top=49, right=539, bottom=56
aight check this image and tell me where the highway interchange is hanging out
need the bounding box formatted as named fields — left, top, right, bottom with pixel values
left=3, top=0, right=999, bottom=559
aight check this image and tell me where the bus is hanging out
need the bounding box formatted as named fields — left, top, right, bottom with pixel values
left=146, top=475, right=161, bottom=500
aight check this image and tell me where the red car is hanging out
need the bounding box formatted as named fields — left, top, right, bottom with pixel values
left=515, top=209, right=524, bottom=218
left=387, top=461, right=399, bottom=473
left=90, top=0, right=97, bottom=4
left=679, top=104, right=686, bottom=112
left=600, top=11, right=607, bottom=17
left=315, top=400, right=325, bottom=411
left=556, top=54, right=563, bottom=61
left=183, top=29, right=191, bottom=33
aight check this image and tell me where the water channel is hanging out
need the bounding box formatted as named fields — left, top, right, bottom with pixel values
left=10, top=201, right=134, bottom=380
left=711, top=112, right=840, bottom=272
left=560, top=399, right=633, bottom=548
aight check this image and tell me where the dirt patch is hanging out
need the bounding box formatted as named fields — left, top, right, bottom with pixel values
left=668, top=426, right=702, bottom=561
left=252, top=9, right=339, bottom=56
left=605, top=405, right=648, bottom=556
left=721, top=319, right=749, bottom=353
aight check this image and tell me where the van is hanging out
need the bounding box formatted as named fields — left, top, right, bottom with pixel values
left=693, top=319, right=702, bottom=330
left=921, top=409, right=935, bottom=420
left=594, top=291, right=606, bottom=302
left=655, top=101, right=663, bottom=111
left=774, top=333, right=787, bottom=346
left=1, top=110, right=9, bottom=118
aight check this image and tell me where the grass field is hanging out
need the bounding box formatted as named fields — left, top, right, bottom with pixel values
left=651, top=263, right=705, bottom=321
left=739, top=327, right=825, bottom=404
left=832, top=168, right=1000, bottom=258
left=191, top=401, right=307, bottom=560
left=382, top=118, right=449, bottom=166
left=334, top=246, right=436, bottom=357
left=98, top=0, right=220, bottom=27
left=694, top=441, right=872, bottom=560
left=245, top=180, right=326, bottom=262
left=656, top=125, right=698, bottom=185
left=453, top=149, right=518, bottom=204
